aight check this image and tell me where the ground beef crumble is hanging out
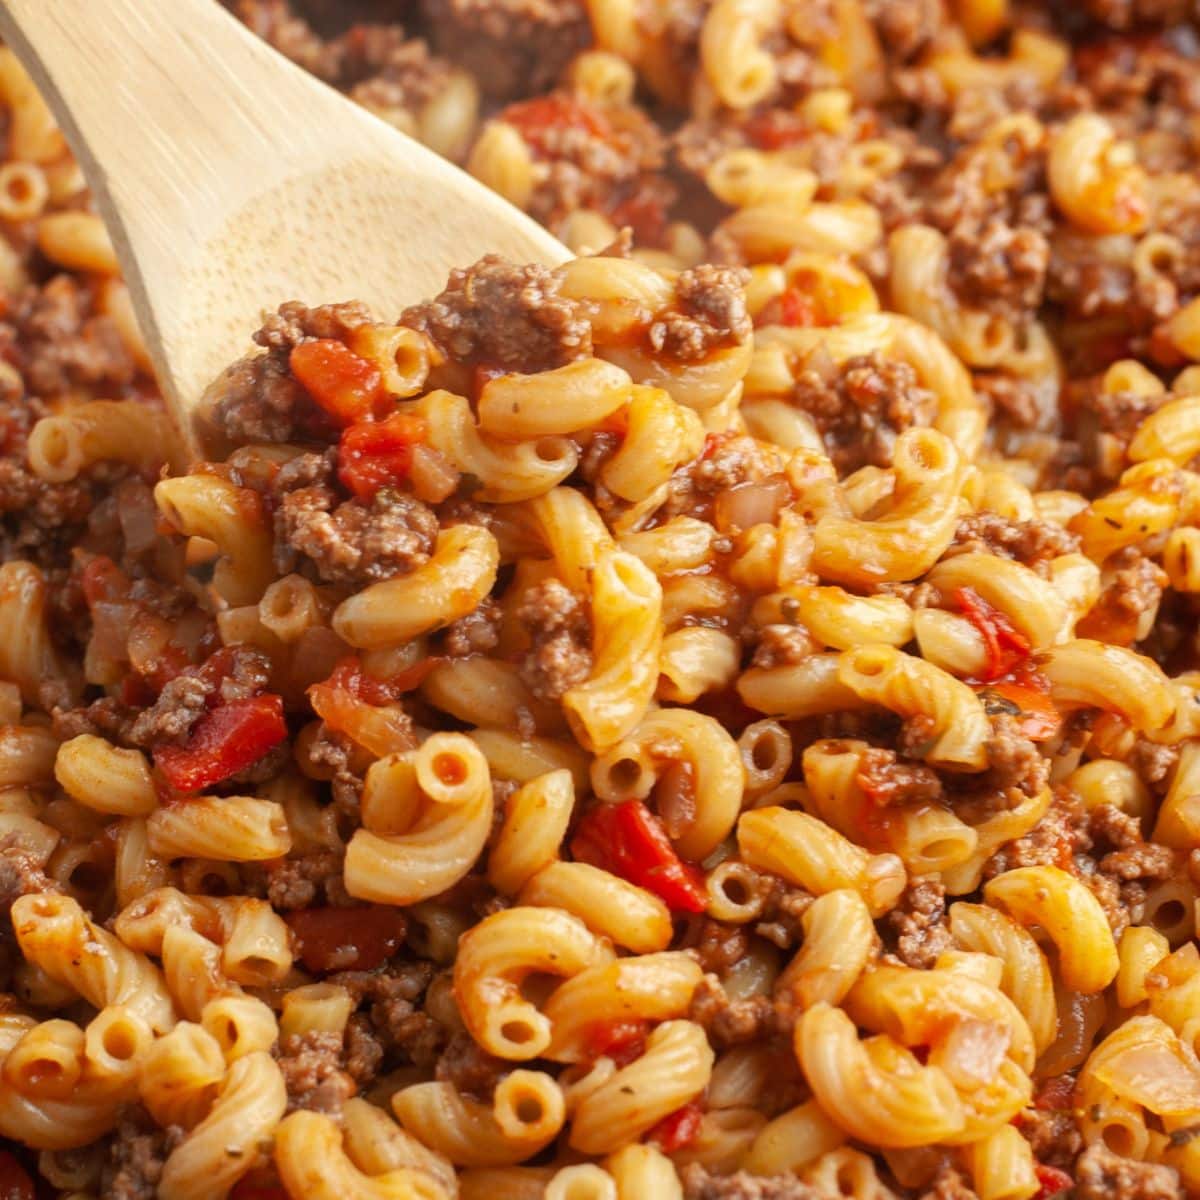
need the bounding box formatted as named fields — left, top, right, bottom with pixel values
left=689, top=973, right=775, bottom=1047
left=330, top=962, right=445, bottom=1069
left=442, top=597, right=502, bottom=657
left=420, top=0, right=589, bottom=99
left=946, top=217, right=1050, bottom=324
left=515, top=577, right=592, bottom=702
left=791, top=351, right=938, bottom=475
left=1076, top=548, right=1167, bottom=645
left=648, top=264, right=752, bottom=361
left=856, top=747, right=945, bottom=806
left=885, top=878, right=954, bottom=969
left=680, top=1165, right=826, bottom=1200
left=945, top=511, right=1080, bottom=569
left=126, top=646, right=273, bottom=750
left=401, top=255, right=591, bottom=372
left=918, top=1166, right=981, bottom=1200
left=1073, top=1143, right=1181, bottom=1200
left=102, top=1113, right=184, bottom=1200
left=435, top=1031, right=507, bottom=1101
left=274, top=486, right=439, bottom=585
left=276, top=1030, right=357, bottom=1116
left=206, top=301, right=374, bottom=444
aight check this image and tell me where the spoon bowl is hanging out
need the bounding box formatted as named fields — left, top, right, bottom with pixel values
left=0, top=0, right=569, bottom=456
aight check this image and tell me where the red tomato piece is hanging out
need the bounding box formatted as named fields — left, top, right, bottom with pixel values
left=501, top=93, right=610, bottom=156
left=337, top=412, right=428, bottom=500
left=570, top=800, right=707, bottom=914
left=977, top=667, right=1062, bottom=743
left=583, top=1019, right=648, bottom=1068
left=154, top=694, right=287, bottom=793
left=290, top=339, right=387, bottom=426
left=955, top=586, right=1032, bottom=683
left=0, top=1152, right=34, bottom=1200
left=607, top=191, right=668, bottom=246
left=743, top=109, right=809, bottom=150
left=1034, top=1164, right=1073, bottom=1198
left=779, top=287, right=820, bottom=327
left=285, top=904, right=406, bottom=973
left=649, top=1102, right=704, bottom=1152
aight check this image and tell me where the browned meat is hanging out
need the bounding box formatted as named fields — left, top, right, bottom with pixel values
left=866, top=0, right=941, bottom=60
left=1077, top=549, right=1167, bottom=645
left=983, top=793, right=1088, bottom=879
left=885, top=878, right=954, bottom=969
left=1016, top=1097, right=1083, bottom=1170
left=917, top=1166, right=981, bottom=1200
left=276, top=1030, right=357, bottom=1116
left=435, top=1032, right=507, bottom=1101
left=420, top=0, right=590, bottom=98
left=102, top=1113, right=184, bottom=1200
left=1080, top=0, right=1198, bottom=29
left=331, top=962, right=445, bottom=1068
left=2, top=275, right=135, bottom=399
left=401, top=255, right=591, bottom=372
left=274, top=487, right=438, bottom=584
left=751, top=624, right=817, bottom=670
left=1073, top=1143, right=1181, bottom=1199
left=0, top=842, right=50, bottom=913
left=665, top=434, right=781, bottom=522
left=206, top=353, right=313, bottom=444
left=127, top=646, right=273, bottom=749
left=683, top=917, right=751, bottom=976
left=648, top=264, right=752, bottom=361
left=443, top=597, right=502, bottom=657
left=791, top=352, right=938, bottom=474
left=516, top=577, right=592, bottom=702
left=856, top=747, right=945, bottom=806
left=981, top=714, right=1049, bottom=799
left=344, top=1014, right=385, bottom=1085
left=946, top=512, right=1081, bottom=568
left=681, top=1165, right=826, bottom=1200
left=267, top=850, right=348, bottom=910
left=255, top=300, right=374, bottom=351
left=946, top=218, right=1049, bottom=323
left=229, top=0, right=346, bottom=79
left=689, top=973, right=775, bottom=1046
left=127, top=673, right=209, bottom=748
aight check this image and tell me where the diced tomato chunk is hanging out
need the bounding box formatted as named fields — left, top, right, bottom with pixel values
left=290, top=339, right=387, bottom=426
left=956, top=586, right=1032, bottom=683
left=570, top=799, right=707, bottom=914
left=501, top=93, right=610, bottom=155
left=649, top=1102, right=704, bottom=1152
left=337, top=412, right=428, bottom=500
left=607, top=191, right=668, bottom=246
left=583, top=1019, right=648, bottom=1068
left=743, top=109, right=809, bottom=150
left=0, top=1152, right=34, bottom=1200
left=154, top=694, right=287, bottom=792
left=976, top=665, right=1062, bottom=743
left=779, top=287, right=820, bottom=327
left=1034, top=1164, right=1073, bottom=1198
left=285, top=904, right=406, bottom=973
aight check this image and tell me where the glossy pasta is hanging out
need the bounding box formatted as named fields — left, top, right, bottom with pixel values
left=2, top=2, right=1200, bottom=1198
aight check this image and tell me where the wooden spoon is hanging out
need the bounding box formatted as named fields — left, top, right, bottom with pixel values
left=0, top=0, right=569, bottom=456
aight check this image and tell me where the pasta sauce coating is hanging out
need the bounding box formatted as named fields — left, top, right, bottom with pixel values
left=3, top=2, right=1200, bottom=1198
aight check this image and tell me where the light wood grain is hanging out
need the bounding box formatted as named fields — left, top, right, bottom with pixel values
left=0, top=0, right=569, bottom=456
